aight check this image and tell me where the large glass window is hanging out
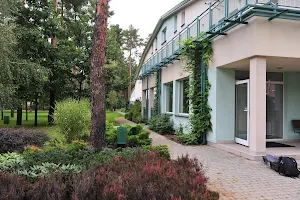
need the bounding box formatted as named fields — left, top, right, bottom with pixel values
left=165, top=82, right=173, bottom=112
left=179, top=79, right=189, bottom=113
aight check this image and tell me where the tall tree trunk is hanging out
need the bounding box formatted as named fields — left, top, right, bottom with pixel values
left=128, top=50, right=132, bottom=101
left=10, top=109, right=14, bottom=118
left=1, top=110, right=3, bottom=120
left=90, top=0, right=109, bottom=151
left=48, top=0, right=58, bottom=125
left=25, top=100, right=28, bottom=121
left=48, top=90, right=55, bottom=125
left=16, top=107, right=22, bottom=126
left=34, top=97, right=38, bottom=127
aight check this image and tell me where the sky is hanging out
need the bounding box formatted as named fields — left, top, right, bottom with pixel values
left=109, top=0, right=183, bottom=39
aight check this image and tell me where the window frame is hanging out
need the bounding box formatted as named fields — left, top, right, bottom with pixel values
left=162, top=27, right=167, bottom=45
left=174, top=15, right=178, bottom=33
left=181, top=11, right=185, bottom=27
left=164, top=82, right=173, bottom=114
left=177, top=78, right=190, bottom=115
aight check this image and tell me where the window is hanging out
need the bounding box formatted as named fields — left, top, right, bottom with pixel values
left=162, top=27, right=167, bottom=44
left=165, top=82, right=173, bottom=112
left=174, top=15, right=177, bottom=33
left=181, top=11, right=185, bottom=27
left=178, top=79, right=189, bottom=114
left=154, top=37, right=157, bottom=50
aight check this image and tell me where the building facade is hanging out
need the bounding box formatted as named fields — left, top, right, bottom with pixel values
left=136, top=0, right=300, bottom=158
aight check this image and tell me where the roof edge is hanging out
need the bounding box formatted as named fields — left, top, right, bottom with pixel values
left=135, top=0, right=194, bottom=81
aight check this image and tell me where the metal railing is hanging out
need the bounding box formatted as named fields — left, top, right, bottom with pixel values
left=139, top=0, right=300, bottom=79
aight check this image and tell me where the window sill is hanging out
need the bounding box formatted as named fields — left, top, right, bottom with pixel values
left=165, top=112, right=174, bottom=115
left=175, top=113, right=189, bottom=118
left=161, top=41, right=167, bottom=45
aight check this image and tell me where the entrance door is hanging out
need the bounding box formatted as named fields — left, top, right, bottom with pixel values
left=235, top=80, right=249, bottom=146
left=266, top=82, right=283, bottom=139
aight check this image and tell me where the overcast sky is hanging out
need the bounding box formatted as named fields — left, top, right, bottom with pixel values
left=109, top=0, right=183, bottom=39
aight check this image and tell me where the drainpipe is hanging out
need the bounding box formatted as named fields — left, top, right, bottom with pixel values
left=158, top=70, right=161, bottom=115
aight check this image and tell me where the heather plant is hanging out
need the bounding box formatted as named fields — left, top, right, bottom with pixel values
left=73, top=152, right=219, bottom=200
left=0, top=128, right=49, bottom=153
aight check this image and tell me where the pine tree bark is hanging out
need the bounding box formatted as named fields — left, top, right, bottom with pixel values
left=90, top=0, right=109, bottom=151
left=25, top=100, right=28, bottom=121
left=34, top=96, right=38, bottom=127
left=16, top=107, right=22, bottom=126
left=10, top=109, right=14, bottom=118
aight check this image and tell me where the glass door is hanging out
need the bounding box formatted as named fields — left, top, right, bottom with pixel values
left=266, top=82, right=283, bottom=139
left=235, top=80, right=249, bottom=146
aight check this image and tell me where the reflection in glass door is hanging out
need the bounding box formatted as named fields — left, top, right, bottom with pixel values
left=235, top=80, right=249, bottom=146
left=266, top=82, right=283, bottom=139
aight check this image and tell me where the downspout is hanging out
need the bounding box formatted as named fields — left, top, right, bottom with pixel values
left=158, top=69, right=161, bottom=115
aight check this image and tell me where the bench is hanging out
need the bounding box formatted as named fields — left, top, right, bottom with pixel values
left=291, top=120, right=300, bottom=134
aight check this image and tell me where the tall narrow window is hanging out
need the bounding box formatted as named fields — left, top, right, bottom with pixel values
left=181, top=11, right=185, bottom=27
left=165, top=82, right=173, bottom=113
left=162, top=27, right=167, bottom=44
left=174, top=15, right=177, bottom=33
left=179, top=79, right=189, bottom=114
left=154, top=37, right=157, bottom=50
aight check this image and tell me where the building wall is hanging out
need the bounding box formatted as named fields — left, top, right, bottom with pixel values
left=211, top=17, right=300, bottom=68
left=207, top=68, right=235, bottom=143
left=143, top=0, right=208, bottom=64
left=284, top=72, right=300, bottom=140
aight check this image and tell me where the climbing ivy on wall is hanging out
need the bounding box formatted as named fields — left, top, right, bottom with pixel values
left=153, top=71, right=160, bottom=116
left=180, top=36, right=213, bottom=144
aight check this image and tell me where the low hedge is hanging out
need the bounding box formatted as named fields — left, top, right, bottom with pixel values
left=0, top=128, right=49, bottom=153
left=148, top=114, right=175, bottom=135
left=106, top=123, right=152, bottom=147
left=0, top=151, right=218, bottom=200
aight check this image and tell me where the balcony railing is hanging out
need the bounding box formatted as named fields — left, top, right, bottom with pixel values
left=138, top=0, right=300, bottom=80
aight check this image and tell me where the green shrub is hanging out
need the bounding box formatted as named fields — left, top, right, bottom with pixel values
left=0, top=153, right=25, bottom=172
left=16, top=163, right=82, bottom=180
left=0, top=128, right=49, bottom=153
left=23, top=143, right=98, bottom=168
left=125, top=100, right=146, bottom=123
left=177, top=133, right=198, bottom=145
left=54, top=99, right=91, bottom=143
left=106, top=124, right=152, bottom=147
left=105, top=121, right=117, bottom=146
left=148, top=114, right=174, bottom=134
left=142, top=145, right=170, bottom=160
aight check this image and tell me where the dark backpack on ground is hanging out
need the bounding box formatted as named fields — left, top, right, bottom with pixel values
left=278, top=157, right=300, bottom=177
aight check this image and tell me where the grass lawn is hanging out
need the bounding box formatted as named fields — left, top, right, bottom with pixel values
left=106, top=110, right=124, bottom=126
left=0, top=110, right=124, bottom=141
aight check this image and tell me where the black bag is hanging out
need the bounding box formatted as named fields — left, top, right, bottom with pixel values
left=278, top=157, right=300, bottom=177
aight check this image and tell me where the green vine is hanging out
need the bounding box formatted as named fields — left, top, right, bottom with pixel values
left=180, top=35, right=212, bottom=144
left=153, top=71, right=160, bottom=116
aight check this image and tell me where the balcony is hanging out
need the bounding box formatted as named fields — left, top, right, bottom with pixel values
left=138, top=0, right=300, bottom=80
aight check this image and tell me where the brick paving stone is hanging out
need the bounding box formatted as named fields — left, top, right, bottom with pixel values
left=116, top=118, right=300, bottom=200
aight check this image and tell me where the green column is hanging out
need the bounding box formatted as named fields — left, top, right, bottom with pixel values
left=225, top=0, right=229, bottom=18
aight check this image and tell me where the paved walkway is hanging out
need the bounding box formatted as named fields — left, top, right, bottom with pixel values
left=116, top=118, right=300, bottom=200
